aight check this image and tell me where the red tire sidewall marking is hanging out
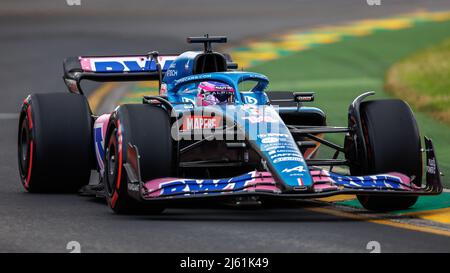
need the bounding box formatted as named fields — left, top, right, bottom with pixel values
left=24, top=104, right=34, bottom=189
left=110, top=119, right=123, bottom=209
left=27, top=106, right=33, bottom=129
left=25, top=141, right=34, bottom=189
left=111, top=191, right=118, bottom=207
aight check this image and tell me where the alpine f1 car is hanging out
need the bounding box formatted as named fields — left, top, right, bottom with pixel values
left=18, top=36, right=443, bottom=214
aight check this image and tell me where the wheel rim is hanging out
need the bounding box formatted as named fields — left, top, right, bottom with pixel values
left=105, top=134, right=118, bottom=195
left=18, top=117, right=30, bottom=180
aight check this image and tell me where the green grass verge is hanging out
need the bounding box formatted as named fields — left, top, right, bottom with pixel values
left=250, top=20, right=450, bottom=187
left=386, top=37, right=450, bottom=124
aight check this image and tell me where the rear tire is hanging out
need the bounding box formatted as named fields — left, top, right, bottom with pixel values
left=354, top=99, right=422, bottom=211
left=104, top=104, right=173, bottom=214
left=18, top=93, right=94, bottom=192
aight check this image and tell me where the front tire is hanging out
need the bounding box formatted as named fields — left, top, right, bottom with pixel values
left=351, top=99, right=422, bottom=211
left=104, top=104, right=174, bottom=214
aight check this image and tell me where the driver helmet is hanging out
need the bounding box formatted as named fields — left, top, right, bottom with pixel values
left=196, top=81, right=235, bottom=106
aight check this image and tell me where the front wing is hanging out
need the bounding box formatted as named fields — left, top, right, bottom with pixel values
left=124, top=137, right=442, bottom=203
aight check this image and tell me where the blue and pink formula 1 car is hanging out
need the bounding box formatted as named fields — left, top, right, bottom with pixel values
left=18, top=36, right=443, bottom=214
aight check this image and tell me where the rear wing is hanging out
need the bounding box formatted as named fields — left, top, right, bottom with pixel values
left=63, top=36, right=239, bottom=95
left=63, top=54, right=178, bottom=94
left=63, top=53, right=237, bottom=95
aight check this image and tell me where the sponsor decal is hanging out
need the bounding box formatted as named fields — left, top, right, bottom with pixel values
left=269, top=153, right=301, bottom=159
left=273, top=157, right=303, bottom=164
left=282, top=165, right=304, bottom=173
left=80, top=56, right=177, bottom=72
left=242, top=116, right=277, bottom=123
left=182, top=115, right=222, bottom=131
left=94, top=126, right=105, bottom=172
left=93, top=114, right=110, bottom=174
left=175, top=74, right=213, bottom=84
left=166, top=69, right=178, bottom=77
left=144, top=172, right=279, bottom=197
left=261, top=137, right=279, bottom=144
left=313, top=170, right=417, bottom=190
left=160, top=178, right=247, bottom=195
left=262, top=144, right=285, bottom=151
left=294, top=93, right=315, bottom=102
left=181, top=97, right=195, bottom=105
left=257, top=133, right=288, bottom=139
left=296, top=96, right=312, bottom=101
left=244, top=96, right=258, bottom=104
left=161, top=174, right=250, bottom=195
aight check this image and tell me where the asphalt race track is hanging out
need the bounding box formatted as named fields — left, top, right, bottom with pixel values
left=1, top=0, right=450, bottom=252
